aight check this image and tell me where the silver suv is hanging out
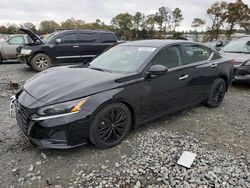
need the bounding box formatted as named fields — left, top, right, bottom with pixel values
left=0, top=35, right=30, bottom=63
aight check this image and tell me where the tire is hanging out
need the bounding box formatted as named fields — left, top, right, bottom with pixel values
left=204, top=78, right=227, bottom=108
left=30, top=53, right=52, bottom=72
left=89, top=103, right=132, bottom=149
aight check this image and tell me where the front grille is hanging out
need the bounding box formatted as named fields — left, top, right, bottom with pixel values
left=16, top=102, right=32, bottom=135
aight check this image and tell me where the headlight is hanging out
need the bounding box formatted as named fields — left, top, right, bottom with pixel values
left=244, top=60, right=250, bottom=66
left=37, top=97, right=89, bottom=116
left=20, top=49, right=32, bottom=55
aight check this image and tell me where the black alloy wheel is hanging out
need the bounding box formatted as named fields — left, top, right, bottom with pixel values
left=205, top=78, right=227, bottom=108
left=90, top=103, right=132, bottom=148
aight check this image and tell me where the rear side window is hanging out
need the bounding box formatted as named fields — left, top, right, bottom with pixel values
left=184, top=45, right=212, bottom=63
left=61, top=33, right=78, bottom=44
left=99, top=33, right=116, bottom=43
left=151, top=45, right=183, bottom=69
left=79, top=33, right=95, bottom=43
left=8, top=36, right=24, bottom=45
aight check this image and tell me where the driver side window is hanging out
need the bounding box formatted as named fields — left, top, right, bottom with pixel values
left=151, top=45, right=182, bottom=69
left=60, top=33, right=78, bottom=44
left=8, top=36, right=24, bottom=45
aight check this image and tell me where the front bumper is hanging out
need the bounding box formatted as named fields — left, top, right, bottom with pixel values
left=17, top=54, right=31, bottom=65
left=15, top=101, right=92, bottom=149
left=233, top=64, right=250, bottom=83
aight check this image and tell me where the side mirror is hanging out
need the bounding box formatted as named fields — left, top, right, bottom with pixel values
left=55, top=38, right=61, bottom=44
left=216, top=41, right=222, bottom=47
left=148, top=64, right=168, bottom=76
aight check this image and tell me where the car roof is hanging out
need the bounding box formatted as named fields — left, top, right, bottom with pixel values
left=57, top=30, right=114, bottom=34
left=121, top=39, right=192, bottom=48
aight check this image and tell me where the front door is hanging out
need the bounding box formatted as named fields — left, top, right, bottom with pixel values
left=4, top=35, right=25, bottom=59
left=52, top=32, right=81, bottom=64
left=140, top=45, right=191, bottom=120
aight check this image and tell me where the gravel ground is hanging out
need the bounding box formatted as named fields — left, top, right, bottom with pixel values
left=0, top=63, right=249, bottom=187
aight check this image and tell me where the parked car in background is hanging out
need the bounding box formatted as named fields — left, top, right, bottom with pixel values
left=18, top=28, right=118, bottom=71
left=11, top=40, right=233, bottom=149
left=221, top=37, right=250, bottom=83
left=0, top=34, right=31, bottom=63
left=204, top=40, right=229, bottom=51
left=0, top=34, right=8, bottom=42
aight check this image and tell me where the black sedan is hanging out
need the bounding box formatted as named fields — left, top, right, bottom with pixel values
left=11, top=40, right=233, bottom=149
left=221, top=37, right=250, bottom=83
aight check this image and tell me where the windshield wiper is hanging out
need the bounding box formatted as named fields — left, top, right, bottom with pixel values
left=89, top=66, right=112, bottom=73
left=223, top=51, right=250, bottom=54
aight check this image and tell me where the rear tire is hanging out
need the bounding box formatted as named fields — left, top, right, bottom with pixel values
left=204, top=78, right=227, bottom=108
left=89, top=103, right=132, bottom=149
left=30, top=53, right=52, bottom=72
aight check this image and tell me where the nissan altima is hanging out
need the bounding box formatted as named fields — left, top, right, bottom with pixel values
left=11, top=40, right=233, bottom=149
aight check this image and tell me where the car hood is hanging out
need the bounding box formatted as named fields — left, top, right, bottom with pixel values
left=221, top=52, right=250, bottom=64
left=23, top=66, right=125, bottom=105
left=19, top=27, right=43, bottom=44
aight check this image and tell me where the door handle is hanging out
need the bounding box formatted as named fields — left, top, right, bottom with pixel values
left=179, top=75, right=189, bottom=80
left=73, top=45, right=79, bottom=48
left=211, top=63, right=217, bottom=68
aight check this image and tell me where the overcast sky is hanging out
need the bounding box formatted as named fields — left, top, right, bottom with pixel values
left=0, top=0, right=249, bottom=31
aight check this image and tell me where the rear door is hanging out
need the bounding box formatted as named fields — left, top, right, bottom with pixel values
left=3, top=36, right=25, bottom=59
left=78, top=32, right=97, bottom=63
left=182, top=43, right=219, bottom=104
left=52, top=32, right=81, bottom=64
left=95, top=33, right=117, bottom=55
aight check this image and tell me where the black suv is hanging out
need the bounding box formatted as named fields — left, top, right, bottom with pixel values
left=18, top=28, right=118, bottom=71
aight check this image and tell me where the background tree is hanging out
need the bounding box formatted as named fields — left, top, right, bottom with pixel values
left=133, top=12, right=145, bottom=39
left=61, top=18, right=85, bottom=29
left=154, top=7, right=170, bottom=36
left=145, top=14, right=156, bottom=38
left=207, top=1, right=228, bottom=40
left=191, top=18, right=206, bottom=30
left=39, top=20, right=60, bottom=34
left=23, top=22, right=37, bottom=32
left=191, top=18, right=206, bottom=41
left=224, top=0, right=250, bottom=39
left=111, top=13, right=133, bottom=40
left=6, top=23, right=18, bottom=34
left=172, top=8, right=184, bottom=32
left=0, top=26, right=7, bottom=34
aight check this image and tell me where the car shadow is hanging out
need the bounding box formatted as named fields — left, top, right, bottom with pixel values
left=1, top=61, right=22, bottom=64
left=231, top=82, right=250, bottom=89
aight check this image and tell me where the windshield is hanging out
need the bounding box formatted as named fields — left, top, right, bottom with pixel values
left=222, top=39, right=250, bottom=53
left=89, top=45, right=156, bottom=73
left=45, top=32, right=60, bottom=42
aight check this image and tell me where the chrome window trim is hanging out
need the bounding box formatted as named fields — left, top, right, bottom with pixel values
left=56, top=55, right=96, bottom=59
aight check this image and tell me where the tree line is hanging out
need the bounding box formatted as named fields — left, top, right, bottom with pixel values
left=192, top=0, right=250, bottom=41
left=0, top=0, right=249, bottom=41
